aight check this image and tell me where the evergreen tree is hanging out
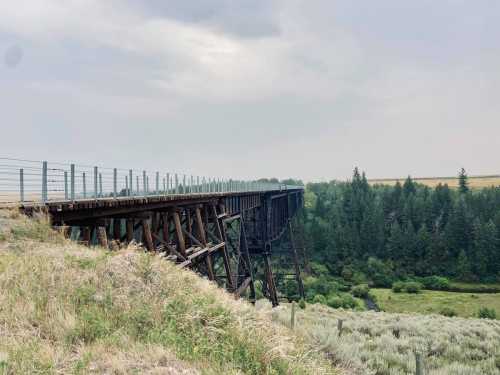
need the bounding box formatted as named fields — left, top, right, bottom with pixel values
left=302, top=170, right=500, bottom=283
left=472, top=219, right=498, bottom=278
left=456, top=249, right=473, bottom=280
left=458, top=168, right=469, bottom=194
left=403, top=175, right=416, bottom=196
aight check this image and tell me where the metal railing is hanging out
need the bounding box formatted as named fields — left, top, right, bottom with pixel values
left=0, top=157, right=303, bottom=204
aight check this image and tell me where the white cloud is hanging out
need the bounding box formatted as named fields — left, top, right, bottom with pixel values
left=0, top=1, right=499, bottom=180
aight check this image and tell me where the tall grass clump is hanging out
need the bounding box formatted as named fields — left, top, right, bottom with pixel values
left=0, top=211, right=335, bottom=374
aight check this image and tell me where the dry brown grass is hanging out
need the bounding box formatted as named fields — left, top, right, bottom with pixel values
left=0, top=210, right=337, bottom=375
left=369, top=175, right=500, bottom=189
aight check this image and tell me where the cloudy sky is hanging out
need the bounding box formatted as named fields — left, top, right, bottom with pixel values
left=1, top=1, right=499, bottom=181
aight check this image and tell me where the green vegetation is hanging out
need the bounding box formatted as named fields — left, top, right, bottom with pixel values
left=0, top=210, right=335, bottom=374
left=303, top=168, right=500, bottom=293
left=271, top=303, right=500, bottom=375
left=372, top=288, right=500, bottom=318
left=392, top=281, right=423, bottom=293
left=478, top=307, right=498, bottom=320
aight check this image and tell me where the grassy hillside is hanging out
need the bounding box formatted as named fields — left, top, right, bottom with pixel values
left=372, top=288, right=500, bottom=318
left=271, top=303, right=500, bottom=375
left=0, top=210, right=336, bottom=375
left=369, top=175, right=500, bottom=189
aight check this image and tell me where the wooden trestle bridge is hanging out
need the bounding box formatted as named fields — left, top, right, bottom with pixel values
left=1, top=158, right=306, bottom=306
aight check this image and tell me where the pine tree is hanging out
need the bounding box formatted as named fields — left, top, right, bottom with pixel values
left=455, top=249, right=472, bottom=280
left=403, top=175, right=416, bottom=196
left=458, top=168, right=469, bottom=194
left=472, top=219, right=498, bottom=278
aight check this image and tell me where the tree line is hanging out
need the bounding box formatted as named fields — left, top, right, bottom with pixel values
left=302, top=169, right=500, bottom=285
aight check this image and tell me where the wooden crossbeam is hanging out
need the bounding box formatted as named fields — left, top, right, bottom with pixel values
left=151, top=233, right=186, bottom=261
left=234, top=277, right=252, bottom=297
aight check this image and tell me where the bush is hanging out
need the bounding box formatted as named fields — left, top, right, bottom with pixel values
left=351, top=284, right=370, bottom=298
left=440, top=307, right=457, bottom=317
left=312, top=294, right=327, bottom=305
left=392, top=281, right=405, bottom=293
left=477, top=307, right=497, bottom=320
left=392, top=281, right=422, bottom=293
left=421, top=276, right=450, bottom=290
left=327, top=293, right=358, bottom=309
left=405, top=282, right=423, bottom=294
left=298, top=299, right=306, bottom=309
left=340, top=294, right=357, bottom=309
left=326, top=295, right=342, bottom=309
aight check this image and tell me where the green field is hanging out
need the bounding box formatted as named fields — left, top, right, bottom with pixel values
left=372, top=288, right=500, bottom=318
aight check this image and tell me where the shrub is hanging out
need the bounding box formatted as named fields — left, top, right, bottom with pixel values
left=422, top=276, right=450, bottom=290
left=392, top=281, right=422, bottom=293
left=340, top=294, right=357, bottom=309
left=367, top=257, right=395, bottom=287
left=392, top=281, right=405, bottom=293
left=326, top=295, right=343, bottom=309
left=312, top=294, right=326, bottom=305
left=404, top=282, right=423, bottom=294
left=298, top=299, right=306, bottom=309
left=351, top=284, right=370, bottom=298
left=327, top=293, right=358, bottom=309
left=477, top=307, right=497, bottom=320
left=440, top=307, right=457, bottom=317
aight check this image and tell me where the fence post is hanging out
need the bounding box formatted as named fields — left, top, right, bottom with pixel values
left=291, top=302, right=296, bottom=330
left=163, top=177, right=166, bottom=194
left=125, top=175, right=129, bottom=197
left=42, top=161, right=48, bottom=202
left=415, top=353, right=424, bottom=375
left=70, top=164, right=75, bottom=201
left=129, top=170, right=133, bottom=196
left=19, top=168, right=24, bottom=202
left=156, top=172, right=159, bottom=195
left=99, top=173, right=103, bottom=197
left=113, top=168, right=117, bottom=198
left=338, top=319, right=344, bottom=337
left=83, top=172, right=87, bottom=199
left=136, top=176, right=139, bottom=195
left=64, top=171, right=68, bottom=200
left=143, top=171, right=147, bottom=196
left=94, top=167, right=98, bottom=199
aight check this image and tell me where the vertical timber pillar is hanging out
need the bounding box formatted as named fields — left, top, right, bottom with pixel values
left=142, top=218, right=154, bottom=251
left=195, top=206, right=214, bottom=281
left=173, top=210, right=187, bottom=257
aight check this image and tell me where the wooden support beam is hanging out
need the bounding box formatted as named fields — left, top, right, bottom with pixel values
left=186, top=209, right=192, bottom=247
left=234, top=277, right=252, bottom=298
left=126, top=218, right=134, bottom=243
left=97, top=226, right=108, bottom=248
left=212, top=204, right=234, bottom=290
left=113, top=219, right=121, bottom=241
left=142, top=219, right=154, bottom=251
left=151, top=233, right=186, bottom=261
left=162, top=213, right=170, bottom=243
left=173, top=211, right=187, bottom=257
left=82, top=226, right=91, bottom=246
left=178, top=259, right=192, bottom=268
left=195, top=207, right=207, bottom=245
left=182, top=228, right=204, bottom=247
left=263, top=251, right=279, bottom=307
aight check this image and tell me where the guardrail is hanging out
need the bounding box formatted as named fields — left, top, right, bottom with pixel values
left=0, top=157, right=303, bottom=204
